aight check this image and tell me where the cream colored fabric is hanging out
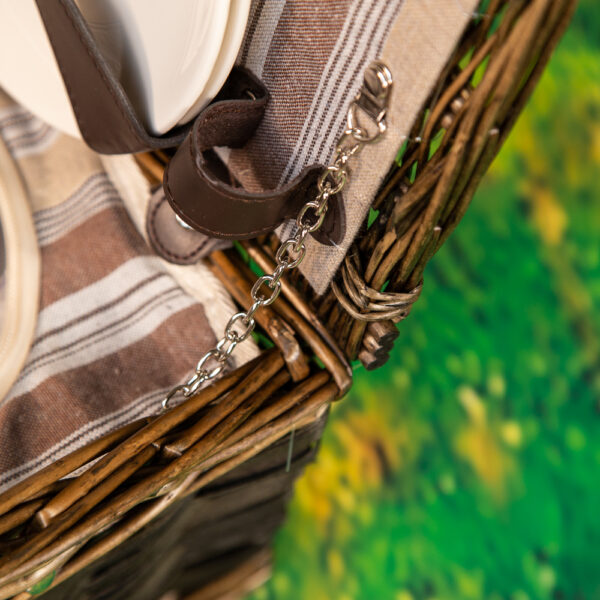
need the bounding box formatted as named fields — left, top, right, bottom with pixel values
left=101, top=154, right=261, bottom=368
left=0, top=96, right=259, bottom=492
left=279, top=0, right=479, bottom=294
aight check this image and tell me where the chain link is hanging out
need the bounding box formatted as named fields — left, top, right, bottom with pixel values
left=162, top=61, right=392, bottom=410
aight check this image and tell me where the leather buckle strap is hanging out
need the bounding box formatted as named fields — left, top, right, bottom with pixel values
left=35, top=0, right=190, bottom=154
left=163, top=67, right=344, bottom=242
left=36, top=0, right=344, bottom=244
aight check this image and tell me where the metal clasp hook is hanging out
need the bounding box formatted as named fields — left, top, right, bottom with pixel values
left=347, top=61, right=393, bottom=143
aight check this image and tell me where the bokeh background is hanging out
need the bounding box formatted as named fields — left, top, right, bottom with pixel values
left=250, top=1, right=600, bottom=599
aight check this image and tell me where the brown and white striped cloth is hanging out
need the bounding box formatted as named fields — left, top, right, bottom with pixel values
left=227, top=0, right=479, bottom=294
left=0, top=0, right=478, bottom=491
left=0, top=92, right=257, bottom=493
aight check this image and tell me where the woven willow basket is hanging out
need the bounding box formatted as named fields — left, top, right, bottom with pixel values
left=0, top=1, right=575, bottom=598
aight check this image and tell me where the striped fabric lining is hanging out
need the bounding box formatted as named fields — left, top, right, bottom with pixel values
left=0, top=388, right=168, bottom=491
left=0, top=95, right=233, bottom=492
left=228, top=0, right=403, bottom=191
left=240, top=1, right=287, bottom=78
left=228, top=0, right=478, bottom=293
left=34, top=173, right=121, bottom=246
left=4, top=258, right=196, bottom=404
left=279, top=0, right=402, bottom=184
left=0, top=105, right=58, bottom=158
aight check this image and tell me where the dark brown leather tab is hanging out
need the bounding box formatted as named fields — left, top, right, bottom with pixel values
left=35, top=0, right=190, bottom=153
left=165, top=146, right=321, bottom=240
left=147, top=187, right=231, bottom=265
left=163, top=68, right=344, bottom=243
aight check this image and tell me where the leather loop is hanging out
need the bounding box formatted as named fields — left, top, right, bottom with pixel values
left=163, top=68, right=344, bottom=244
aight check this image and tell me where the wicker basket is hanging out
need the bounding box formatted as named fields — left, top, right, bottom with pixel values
left=0, top=1, right=575, bottom=598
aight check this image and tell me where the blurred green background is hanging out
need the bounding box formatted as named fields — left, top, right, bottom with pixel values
left=250, top=2, right=600, bottom=599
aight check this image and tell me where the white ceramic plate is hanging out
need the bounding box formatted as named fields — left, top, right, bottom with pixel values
left=0, top=1, right=80, bottom=137
left=0, top=0, right=247, bottom=138
left=177, top=0, right=251, bottom=126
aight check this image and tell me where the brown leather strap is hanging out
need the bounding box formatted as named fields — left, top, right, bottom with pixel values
left=165, top=154, right=343, bottom=245
left=163, top=68, right=327, bottom=240
left=35, top=0, right=190, bottom=153
left=36, top=0, right=344, bottom=243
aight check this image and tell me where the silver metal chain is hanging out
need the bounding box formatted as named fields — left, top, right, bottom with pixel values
left=162, top=60, right=393, bottom=410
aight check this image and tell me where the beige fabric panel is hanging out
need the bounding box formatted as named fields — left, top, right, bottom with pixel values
left=231, top=0, right=479, bottom=294
left=231, top=0, right=403, bottom=192
left=226, top=0, right=479, bottom=293
left=295, top=0, right=480, bottom=293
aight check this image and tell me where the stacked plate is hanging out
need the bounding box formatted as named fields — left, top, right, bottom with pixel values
left=0, top=0, right=251, bottom=138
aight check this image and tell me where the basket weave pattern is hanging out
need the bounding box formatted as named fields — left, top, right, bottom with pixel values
left=0, top=1, right=576, bottom=598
